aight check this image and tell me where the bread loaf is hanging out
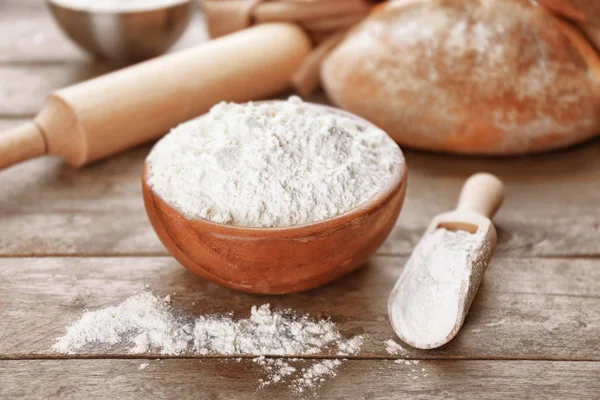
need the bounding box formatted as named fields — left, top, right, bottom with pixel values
left=321, top=0, right=600, bottom=154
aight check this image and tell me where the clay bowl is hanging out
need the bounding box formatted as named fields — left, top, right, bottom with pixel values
left=142, top=106, right=408, bottom=294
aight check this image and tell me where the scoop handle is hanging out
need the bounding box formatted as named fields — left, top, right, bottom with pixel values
left=456, top=173, right=504, bottom=219
left=0, top=122, right=47, bottom=170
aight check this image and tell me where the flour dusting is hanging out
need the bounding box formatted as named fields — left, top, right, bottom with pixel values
left=53, top=293, right=362, bottom=357
left=53, top=292, right=363, bottom=392
left=254, top=356, right=298, bottom=387
left=293, top=359, right=342, bottom=393
left=337, top=334, right=364, bottom=355
left=52, top=292, right=190, bottom=355
left=385, top=339, right=406, bottom=355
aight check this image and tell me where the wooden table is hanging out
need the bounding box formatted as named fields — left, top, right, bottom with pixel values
left=1, top=2, right=599, bottom=399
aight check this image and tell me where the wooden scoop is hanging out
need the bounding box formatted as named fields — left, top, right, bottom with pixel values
left=388, top=173, right=504, bottom=349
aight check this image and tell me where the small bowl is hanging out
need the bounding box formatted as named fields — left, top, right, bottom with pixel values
left=47, top=0, right=192, bottom=62
left=142, top=105, right=408, bottom=294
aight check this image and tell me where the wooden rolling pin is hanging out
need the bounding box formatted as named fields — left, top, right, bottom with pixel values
left=0, top=23, right=311, bottom=170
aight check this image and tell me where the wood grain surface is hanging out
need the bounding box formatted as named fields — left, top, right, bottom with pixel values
left=2, top=141, right=600, bottom=257
left=1, top=0, right=599, bottom=399
left=0, top=256, right=598, bottom=360
left=2, top=359, right=600, bottom=400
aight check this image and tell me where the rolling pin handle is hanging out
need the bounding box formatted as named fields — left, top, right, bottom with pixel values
left=0, top=122, right=47, bottom=171
left=456, top=173, right=505, bottom=219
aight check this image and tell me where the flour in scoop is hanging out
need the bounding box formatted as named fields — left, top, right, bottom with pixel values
left=389, top=228, right=490, bottom=347
left=50, top=0, right=188, bottom=12
left=146, top=96, right=402, bottom=228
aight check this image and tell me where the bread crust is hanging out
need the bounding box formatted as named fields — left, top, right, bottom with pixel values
left=322, top=0, right=600, bottom=154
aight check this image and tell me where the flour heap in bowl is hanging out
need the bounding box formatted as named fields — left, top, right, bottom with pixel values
left=146, top=96, right=402, bottom=228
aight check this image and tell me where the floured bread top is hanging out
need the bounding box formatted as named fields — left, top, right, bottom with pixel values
left=322, top=0, right=600, bottom=154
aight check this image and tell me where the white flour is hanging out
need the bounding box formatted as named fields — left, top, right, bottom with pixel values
left=253, top=357, right=344, bottom=392
left=337, top=335, right=364, bottom=355
left=392, top=358, right=427, bottom=380
left=53, top=292, right=362, bottom=356
left=385, top=339, right=406, bottom=355
left=50, top=0, right=188, bottom=12
left=293, top=360, right=342, bottom=393
left=253, top=356, right=298, bottom=387
left=52, top=292, right=190, bottom=355
left=395, top=359, right=419, bottom=366
left=146, top=96, right=402, bottom=227
left=138, top=363, right=149, bottom=370
left=191, top=304, right=360, bottom=356
left=389, top=228, right=489, bottom=348
left=53, top=292, right=363, bottom=391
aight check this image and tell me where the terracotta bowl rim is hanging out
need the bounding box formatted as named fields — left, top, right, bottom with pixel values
left=143, top=102, right=407, bottom=237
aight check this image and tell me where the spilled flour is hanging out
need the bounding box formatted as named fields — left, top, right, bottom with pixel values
left=392, top=359, right=428, bottom=381
left=53, top=292, right=363, bottom=393
left=253, top=357, right=345, bottom=393
left=53, top=292, right=189, bottom=355
left=385, top=339, right=406, bottom=356
left=293, top=360, right=342, bottom=393
left=254, top=356, right=298, bottom=387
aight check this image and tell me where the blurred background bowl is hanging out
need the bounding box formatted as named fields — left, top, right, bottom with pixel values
left=46, top=0, right=192, bottom=62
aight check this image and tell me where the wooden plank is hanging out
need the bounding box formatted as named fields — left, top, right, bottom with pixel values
left=0, top=256, right=598, bottom=360
left=0, top=8, right=84, bottom=63
left=1, top=136, right=600, bottom=257
left=0, top=139, right=164, bottom=255
left=1, top=359, right=599, bottom=399
left=379, top=151, right=600, bottom=256
left=0, top=64, right=118, bottom=117
left=1, top=0, right=48, bottom=12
